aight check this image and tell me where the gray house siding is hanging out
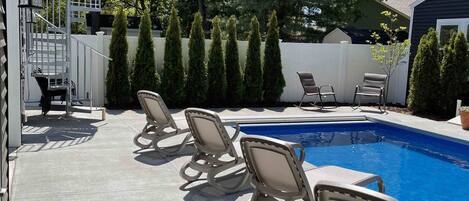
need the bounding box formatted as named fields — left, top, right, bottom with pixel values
left=408, top=0, right=469, bottom=99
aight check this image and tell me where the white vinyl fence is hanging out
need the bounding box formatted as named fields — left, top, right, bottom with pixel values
left=24, top=33, right=409, bottom=107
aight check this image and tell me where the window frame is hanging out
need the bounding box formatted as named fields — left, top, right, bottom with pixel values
left=436, top=18, right=469, bottom=42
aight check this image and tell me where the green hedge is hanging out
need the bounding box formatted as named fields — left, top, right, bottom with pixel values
left=161, top=6, right=185, bottom=107
left=131, top=11, right=160, bottom=103
left=106, top=9, right=130, bottom=107
left=243, top=16, right=263, bottom=105
left=207, top=16, right=226, bottom=105
left=185, top=12, right=207, bottom=106
left=225, top=16, right=243, bottom=106
left=440, top=32, right=469, bottom=116
left=407, top=28, right=440, bottom=114
left=262, top=11, right=285, bottom=105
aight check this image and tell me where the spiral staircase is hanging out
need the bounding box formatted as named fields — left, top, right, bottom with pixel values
left=22, top=0, right=110, bottom=115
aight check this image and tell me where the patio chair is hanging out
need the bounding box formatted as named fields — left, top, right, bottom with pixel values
left=314, top=181, right=397, bottom=201
left=352, top=73, right=388, bottom=112
left=179, top=108, right=250, bottom=194
left=297, top=72, right=337, bottom=109
left=240, top=135, right=385, bottom=201
left=133, top=90, right=192, bottom=155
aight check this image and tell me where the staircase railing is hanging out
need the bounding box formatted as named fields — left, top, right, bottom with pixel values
left=26, top=11, right=111, bottom=112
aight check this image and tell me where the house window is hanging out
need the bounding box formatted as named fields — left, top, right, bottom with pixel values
left=436, top=18, right=469, bottom=44
left=440, top=25, right=458, bottom=44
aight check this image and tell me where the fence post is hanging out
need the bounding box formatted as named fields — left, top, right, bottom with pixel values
left=337, top=41, right=349, bottom=103
left=456, top=99, right=462, bottom=117
left=96, top=31, right=105, bottom=107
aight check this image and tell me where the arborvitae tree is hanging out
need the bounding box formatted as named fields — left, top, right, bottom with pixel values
left=131, top=10, right=160, bottom=103
left=106, top=9, right=130, bottom=107
left=225, top=16, right=243, bottom=106
left=161, top=6, right=185, bottom=107
left=440, top=32, right=469, bottom=116
left=262, top=11, right=285, bottom=105
left=207, top=16, right=226, bottom=106
left=185, top=12, right=207, bottom=106
left=243, top=16, right=263, bottom=105
left=407, top=28, right=440, bottom=114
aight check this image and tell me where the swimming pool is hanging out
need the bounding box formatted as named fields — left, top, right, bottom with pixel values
left=240, top=121, right=469, bottom=201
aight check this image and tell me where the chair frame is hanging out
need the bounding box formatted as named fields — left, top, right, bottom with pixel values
left=297, top=72, right=338, bottom=110
left=179, top=108, right=250, bottom=194
left=352, top=73, right=388, bottom=112
left=241, top=135, right=385, bottom=201
left=314, top=181, right=397, bottom=201
left=133, top=90, right=192, bottom=155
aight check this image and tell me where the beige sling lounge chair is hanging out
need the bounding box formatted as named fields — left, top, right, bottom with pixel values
left=179, top=108, right=250, bottom=194
left=240, top=135, right=385, bottom=201
left=133, top=90, right=192, bottom=155
left=314, top=181, right=397, bottom=201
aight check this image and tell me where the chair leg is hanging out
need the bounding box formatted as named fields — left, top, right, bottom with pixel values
left=133, top=132, right=152, bottom=149
left=299, top=94, right=306, bottom=109
left=378, top=95, right=383, bottom=112
left=318, top=94, right=324, bottom=109
left=179, top=161, right=204, bottom=182
left=333, top=94, right=338, bottom=108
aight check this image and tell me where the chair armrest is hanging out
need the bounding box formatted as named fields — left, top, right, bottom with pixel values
left=289, top=142, right=305, bottom=163
left=223, top=121, right=241, bottom=141
left=319, top=85, right=335, bottom=93
left=354, top=85, right=360, bottom=94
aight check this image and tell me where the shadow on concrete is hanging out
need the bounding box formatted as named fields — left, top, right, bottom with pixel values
left=180, top=171, right=252, bottom=201
left=19, top=114, right=102, bottom=152
left=133, top=145, right=196, bottom=166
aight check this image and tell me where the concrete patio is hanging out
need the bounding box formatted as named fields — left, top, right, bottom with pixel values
left=10, top=107, right=469, bottom=201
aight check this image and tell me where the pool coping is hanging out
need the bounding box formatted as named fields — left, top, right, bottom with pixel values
left=219, top=112, right=469, bottom=146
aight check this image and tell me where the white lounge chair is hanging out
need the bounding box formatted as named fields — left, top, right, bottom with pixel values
left=240, top=135, right=385, bottom=201
left=133, top=90, right=192, bottom=155
left=314, top=181, right=397, bottom=201
left=179, top=108, right=250, bottom=194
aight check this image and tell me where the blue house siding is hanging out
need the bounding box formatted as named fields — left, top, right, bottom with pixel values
left=408, top=0, right=469, bottom=100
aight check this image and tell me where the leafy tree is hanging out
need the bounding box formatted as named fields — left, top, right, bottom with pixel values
left=236, top=0, right=361, bottom=41
left=407, top=28, right=440, bottom=114
left=263, top=11, right=285, bottom=105
left=106, top=9, right=131, bottom=107
left=243, top=16, right=263, bottom=105
left=185, top=12, right=207, bottom=106
left=161, top=6, right=185, bottom=107
left=225, top=16, right=243, bottom=106
left=131, top=10, right=160, bottom=103
left=207, top=16, right=226, bottom=105
left=440, top=32, right=469, bottom=116
left=369, top=11, right=410, bottom=107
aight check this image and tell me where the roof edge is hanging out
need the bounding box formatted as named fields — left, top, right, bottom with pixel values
left=410, top=0, right=425, bottom=8
left=375, top=0, right=411, bottom=19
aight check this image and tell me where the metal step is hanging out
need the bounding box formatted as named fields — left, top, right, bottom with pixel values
left=31, top=72, right=67, bottom=79
left=71, top=17, right=86, bottom=23
left=32, top=37, right=67, bottom=44
left=29, top=60, right=66, bottom=66
left=70, top=5, right=101, bottom=12
left=47, top=102, right=93, bottom=114
left=29, top=48, right=66, bottom=54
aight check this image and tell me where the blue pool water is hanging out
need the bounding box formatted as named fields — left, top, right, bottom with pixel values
left=240, top=122, right=469, bottom=201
